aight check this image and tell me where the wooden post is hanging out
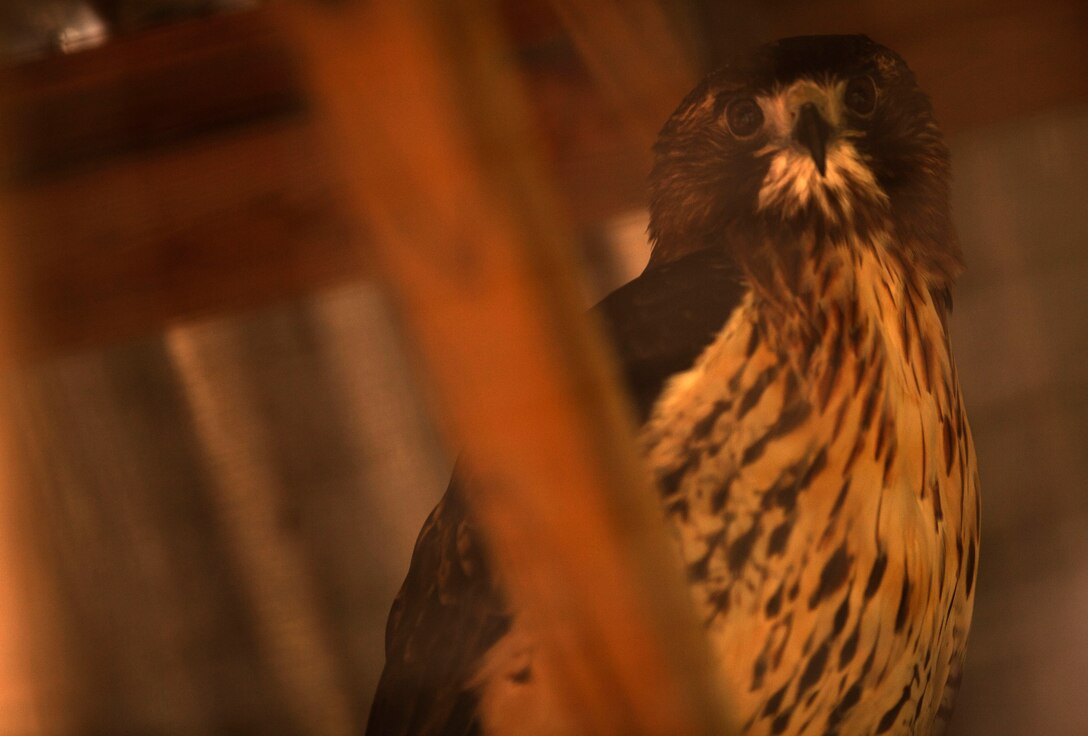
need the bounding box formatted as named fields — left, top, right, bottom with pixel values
left=280, top=1, right=733, bottom=733
left=0, top=153, right=68, bottom=736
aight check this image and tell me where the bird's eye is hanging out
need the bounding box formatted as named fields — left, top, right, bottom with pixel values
left=844, top=75, right=877, bottom=115
left=726, top=98, right=764, bottom=138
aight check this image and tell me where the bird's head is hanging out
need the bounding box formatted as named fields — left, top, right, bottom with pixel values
left=648, top=35, right=961, bottom=292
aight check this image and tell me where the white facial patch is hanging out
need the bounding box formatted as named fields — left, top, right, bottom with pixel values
left=753, top=80, right=887, bottom=222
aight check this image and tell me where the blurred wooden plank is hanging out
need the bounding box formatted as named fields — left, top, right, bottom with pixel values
left=280, top=1, right=733, bottom=733
left=547, top=0, right=699, bottom=150
left=0, top=8, right=368, bottom=363
left=0, top=116, right=366, bottom=362
left=535, top=0, right=700, bottom=226
left=494, top=4, right=645, bottom=227
left=499, top=2, right=648, bottom=226
left=0, top=161, right=70, bottom=735
left=0, top=7, right=304, bottom=183
left=165, top=327, right=355, bottom=736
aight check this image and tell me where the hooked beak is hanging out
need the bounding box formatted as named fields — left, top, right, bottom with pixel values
left=793, top=102, right=831, bottom=177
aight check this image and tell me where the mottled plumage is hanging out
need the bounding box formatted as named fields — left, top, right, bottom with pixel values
left=368, top=35, right=979, bottom=736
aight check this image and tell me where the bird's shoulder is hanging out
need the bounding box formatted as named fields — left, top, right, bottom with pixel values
left=367, top=475, right=509, bottom=736
left=593, top=246, right=747, bottom=421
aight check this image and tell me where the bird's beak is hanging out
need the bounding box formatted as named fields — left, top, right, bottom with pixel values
left=793, top=102, right=831, bottom=177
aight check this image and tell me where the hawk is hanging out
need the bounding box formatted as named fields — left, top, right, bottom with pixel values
left=367, top=35, right=980, bottom=735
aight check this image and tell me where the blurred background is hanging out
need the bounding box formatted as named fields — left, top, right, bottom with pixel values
left=0, top=0, right=1085, bottom=733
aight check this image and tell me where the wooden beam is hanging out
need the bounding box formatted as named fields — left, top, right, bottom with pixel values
left=536, top=0, right=701, bottom=227
left=0, top=118, right=367, bottom=362
left=547, top=0, right=700, bottom=150
left=0, top=154, right=70, bottom=735
left=0, top=9, right=304, bottom=184
left=0, top=8, right=369, bottom=363
left=279, top=1, right=733, bottom=733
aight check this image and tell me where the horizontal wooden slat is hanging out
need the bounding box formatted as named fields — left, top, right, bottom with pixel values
left=0, top=8, right=304, bottom=183
left=1, top=118, right=367, bottom=361
left=0, top=7, right=370, bottom=362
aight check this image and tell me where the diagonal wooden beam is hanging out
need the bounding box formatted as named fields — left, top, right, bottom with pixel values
left=279, top=1, right=733, bottom=733
left=547, top=0, right=700, bottom=151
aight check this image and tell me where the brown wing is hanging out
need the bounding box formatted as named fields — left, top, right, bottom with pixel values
left=366, top=475, right=510, bottom=736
